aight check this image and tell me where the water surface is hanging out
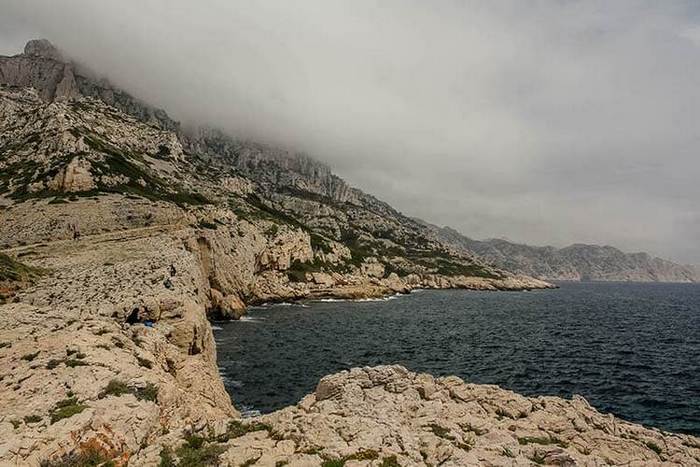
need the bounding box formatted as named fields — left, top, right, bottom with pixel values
left=215, top=282, right=700, bottom=435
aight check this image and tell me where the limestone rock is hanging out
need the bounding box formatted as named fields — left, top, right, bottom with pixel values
left=47, top=157, right=96, bottom=192
left=24, top=39, right=65, bottom=61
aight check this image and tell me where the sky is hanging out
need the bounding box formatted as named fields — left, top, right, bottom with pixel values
left=1, top=1, right=699, bottom=264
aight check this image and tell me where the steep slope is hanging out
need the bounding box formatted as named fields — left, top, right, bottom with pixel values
left=0, top=40, right=553, bottom=297
left=432, top=225, right=698, bottom=283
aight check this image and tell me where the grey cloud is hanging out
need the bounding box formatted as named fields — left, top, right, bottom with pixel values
left=1, top=0, right=699, bottom=263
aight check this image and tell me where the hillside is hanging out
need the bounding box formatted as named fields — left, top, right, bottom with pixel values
left=0, top=39, right=552, bottom=301
left=430, top=225, right=698, bottom=283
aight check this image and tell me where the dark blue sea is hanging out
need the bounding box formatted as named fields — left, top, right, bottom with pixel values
left=215, top=282, right=700, bottom=435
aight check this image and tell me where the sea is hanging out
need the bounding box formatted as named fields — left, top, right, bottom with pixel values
left=215, top=282, right=700, bottom=435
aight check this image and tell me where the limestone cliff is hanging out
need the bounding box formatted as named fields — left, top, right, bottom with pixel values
left=430, top=226, right=699, bottom=283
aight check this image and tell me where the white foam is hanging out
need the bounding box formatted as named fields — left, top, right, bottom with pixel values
left=240, top=407, right=261, bottom=418
left=239, top=316, right=266, bottom=322
left=211, top=325, right=223, bottom=331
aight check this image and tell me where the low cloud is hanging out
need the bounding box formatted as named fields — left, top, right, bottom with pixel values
left=2, top=0, right=699, bottom=263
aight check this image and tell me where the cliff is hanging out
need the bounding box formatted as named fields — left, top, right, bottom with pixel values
left=431, top=226, right=698, bottom=283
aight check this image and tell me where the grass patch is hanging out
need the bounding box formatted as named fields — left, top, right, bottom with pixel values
left=99, top=379, right=158, bottom=402
left=0, top=253, right=43, bottom=282
left=217, top=420, right=272, bottom=441
left=321, top=460, right=345, bottom=467
left=65, top=359, right=88, bottom=368
left=39, top=445, right=114, bottom=467
left=159, top=447, right=175, bottom=467
left=428, top=423, right=453, bottom=440
left=379, top=456, right=401, bottom=467
left=530, top=451, right=547, bottom=465
left=24, top=414, right=42, bottom=423
left=175, top=434, right=226, bottom=467
left=50, top=397, right=87, bottom=424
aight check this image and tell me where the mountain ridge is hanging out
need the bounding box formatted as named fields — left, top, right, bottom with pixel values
left=428, top=224, right=698, bottom=283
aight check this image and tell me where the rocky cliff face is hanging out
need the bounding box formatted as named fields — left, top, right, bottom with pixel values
left=0, top=39, right=179, bottom=131
left=431, top=226, right=698, bottom=283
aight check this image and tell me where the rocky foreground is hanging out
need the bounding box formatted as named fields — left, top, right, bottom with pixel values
left=0, top=226, right=699, bottom=466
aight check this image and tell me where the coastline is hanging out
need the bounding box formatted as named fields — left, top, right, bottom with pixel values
left=1, top=228, right=698, bottom=465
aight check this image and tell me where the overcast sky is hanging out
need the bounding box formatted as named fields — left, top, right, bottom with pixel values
left=2, top=1, right=699, bottom=263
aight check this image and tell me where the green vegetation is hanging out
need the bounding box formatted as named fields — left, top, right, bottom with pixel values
left=310, top=232, right=333, bottom=254
left=530, top=451, right=547, bottom=465
left=321, top=460, right=345, bottom=467
left=137, top=356, right=153, bottom=369
left=645, top=441, right=663, bottom=455
left=159, top=447, right=175, bottom=467
left=99, top=379, right=158, bottom=402
left=65, top=358, right=88, bottom=368
left=50, top=397, right=87, bottom=424
left=197, top=220, right=218, bottom=230
left=21, top=351, right=40, bottom=361
left=216, top=419, right=273, bottom=442
left=428, top=423, right=452, bottom=440
left=286, top=258, right=349, bottom=282
left=39, top=445, right=115, bottom=467
left=23, top=414, right=42, bottom=423
left=1, top=252, right=43, bottom=282
left=46, top=359, right=63, bottom=370
left=174, top=434, right=226, bottom=467
left=0, top=253, right=46, bottom=305
left=379, top=455, right=401, bottom=467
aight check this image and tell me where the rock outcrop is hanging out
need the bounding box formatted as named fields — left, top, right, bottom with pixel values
left=136, top=366, right=700, bottom=466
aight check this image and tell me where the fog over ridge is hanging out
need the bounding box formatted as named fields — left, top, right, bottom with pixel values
left=1, top=0, right=699, bottom=263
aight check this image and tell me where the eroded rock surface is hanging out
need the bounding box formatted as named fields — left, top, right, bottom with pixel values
left=215, top=366, right=700, bottom=466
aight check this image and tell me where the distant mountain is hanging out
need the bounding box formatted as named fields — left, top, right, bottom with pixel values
left=427, top=226, right=698, bottom=283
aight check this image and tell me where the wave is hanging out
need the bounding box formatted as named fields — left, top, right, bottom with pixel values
left=239, top=316, right=266, bottom=322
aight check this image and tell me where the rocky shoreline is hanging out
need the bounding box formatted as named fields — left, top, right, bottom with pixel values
left=0, top=222, right=698, bottom=465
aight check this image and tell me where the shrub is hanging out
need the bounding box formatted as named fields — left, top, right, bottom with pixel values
left=99, top=380, right=158, bottom=402
left=380, top=456, right=401, bottom=467
left=21, top=351, right=40, bottom=361
left=39, top=445, right=114, bottom=467
left=175, top=434, right=225, bottom=467
left=50, top=397, right=87, bottom=424
left=137, top=356, right=153, bottom=369
left=24, top=414, right=42, bottom=423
